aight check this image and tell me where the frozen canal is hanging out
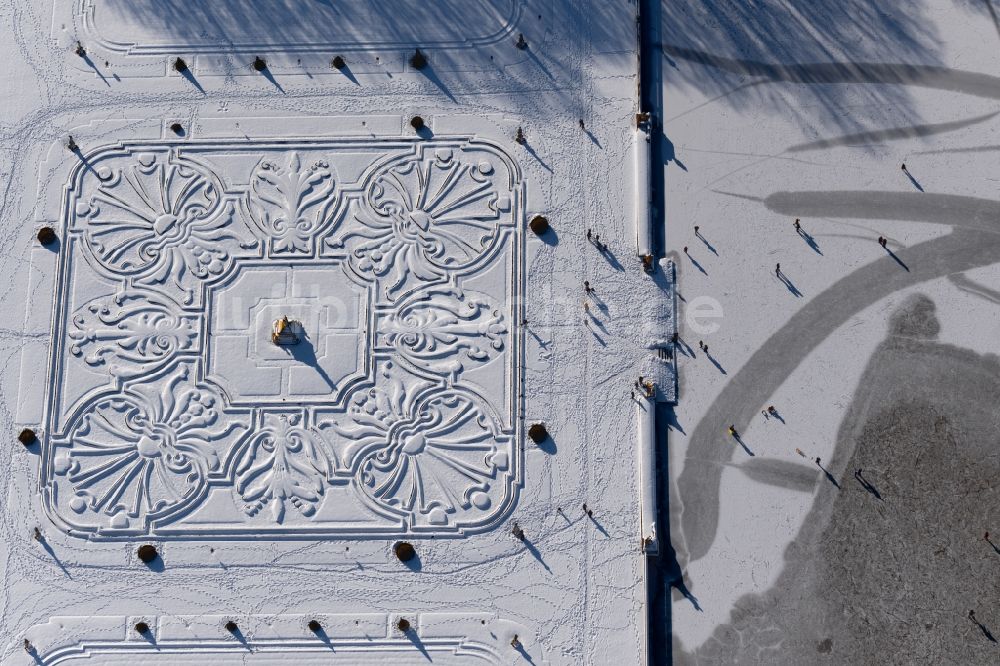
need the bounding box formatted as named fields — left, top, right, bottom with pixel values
left=655, top=1, right=1000, bottom=664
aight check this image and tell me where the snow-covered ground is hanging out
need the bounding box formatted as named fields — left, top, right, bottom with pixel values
left=660, top=1, right=1000, bottom=663
left=0, top=1, right=675, bottom=663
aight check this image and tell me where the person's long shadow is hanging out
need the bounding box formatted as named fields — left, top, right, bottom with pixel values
left=885, top=246, right=910, bottom=271
left=523, top=44, right=555, bottom=81
left=79, top=52, right=111, bottom=86
left=853, top=470, right=883, bottom=500
left=513, top=641, right=537, bottom=664
left=25, top=643, right=43, bottom=665
left=585, top=309, right=607, bottom=333
left=522, top=141, right=552, bottom=172
left=696, top=233, right=718, bottom=256
left=903, top=169, right=925, bottom=192
left=37, top=538, right=72, bottom=578
left=971, top=618, right=997, bottom=643
left=816, top=460, right=841, bottom=489
left=768, top=408, right=786, bottom=424
left=586, top=321, right=606, bottom=346
left=798, top=229, right=823, bottom=255
left=586, top=511, right=611, bottom=538
left=986, top=536, right=1000, bottom=556
left=597, top=244, right=624, bottom=271
left=588, top=290, right=609, bottom=314
left=71, top=146, right=102, bottom=180
left=732, top=433, right=755, bottom=457
left=674, top=335, right=695, bottom=358
left=520, top=537, right=552, bottom=573
left=526, top=325, right=552, bottom=355
left=777, top=272, right=803, bottom=297
left=686, top=252, right=707, bottom=275
left=583, top=127, right=602, bottom=148
left=705, top=351, right=727, bottom=375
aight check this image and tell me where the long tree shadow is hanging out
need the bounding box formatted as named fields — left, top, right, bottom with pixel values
left=402, top=626, right=432, bottom=661
left=258, top=66, right=286, bottom=93
left=418, top=62, right=457, bottom=103
left=177, top=66, right=206, bottom=94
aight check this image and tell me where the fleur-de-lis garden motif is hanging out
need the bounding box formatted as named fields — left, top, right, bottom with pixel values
left=234, top=414, right=333, bottom=523
left=68, top=292, right=197, bottom=378
left=54, top=368, right=239, bottom=528
left=247, top=152, right=338, bottom=254
left=78, top=151, right=239, bottom=302
left=379, top=287, right=506, bottom=379
left=341, top=148, right=512, bottom=298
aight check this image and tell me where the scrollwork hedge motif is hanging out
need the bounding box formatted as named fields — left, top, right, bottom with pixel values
left=379, top=287, right=506, bottom=379
left=53, top=368, right=239, bottom=529
left=77, top=151, right=240, bottom=303
left=68, top=292, right=196, bottom=378
left=247, top=152, right=338, bottom=254
left=49, top=140, right=519, bottom=537
left=331, top=368, right=508, bottom=526
left=234, top=414, right=333, bottom=523
left=341, top=148, right=513, bottom=298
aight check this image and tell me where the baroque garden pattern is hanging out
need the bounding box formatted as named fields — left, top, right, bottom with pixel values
left=42, top=139, right=522, bottom=538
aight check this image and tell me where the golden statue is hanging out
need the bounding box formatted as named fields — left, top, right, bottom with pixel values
left=271, top=315, right=299, bottom=345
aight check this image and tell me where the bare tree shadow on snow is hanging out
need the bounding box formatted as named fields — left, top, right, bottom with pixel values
left=660, top=0, right=1000, bottom=134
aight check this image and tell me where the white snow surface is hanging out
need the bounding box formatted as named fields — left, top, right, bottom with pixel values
left=0, top=1, right=675, bottom=663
